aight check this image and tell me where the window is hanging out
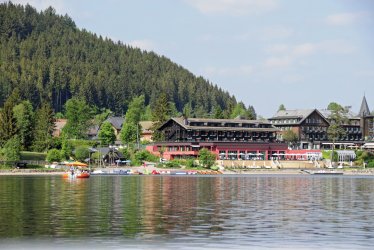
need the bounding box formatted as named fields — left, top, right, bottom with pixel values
left=219, top=150, right=226, bottom=160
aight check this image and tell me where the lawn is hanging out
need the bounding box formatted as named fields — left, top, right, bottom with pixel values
left=20, top=151, right=47, bottom=161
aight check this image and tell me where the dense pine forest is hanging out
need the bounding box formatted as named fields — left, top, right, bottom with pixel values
left=0, top=2, right=255, bottom=117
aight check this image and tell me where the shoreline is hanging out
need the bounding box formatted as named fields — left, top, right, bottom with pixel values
left=1, top=168, right=374, bottom=176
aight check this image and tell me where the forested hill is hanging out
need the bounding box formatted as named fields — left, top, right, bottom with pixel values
left=0, top=2, right=246, bottom=117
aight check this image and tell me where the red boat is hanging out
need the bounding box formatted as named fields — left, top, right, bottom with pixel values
left=62, top=171, right=90, bottom=178
left=62, top=161, right=90, bottom=178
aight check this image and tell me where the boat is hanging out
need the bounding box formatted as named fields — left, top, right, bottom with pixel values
left=62, top=171, right=90, bottom=178
left=90, top=169, right=132, bottom=175
left=62, top=161, right=90, bottom=178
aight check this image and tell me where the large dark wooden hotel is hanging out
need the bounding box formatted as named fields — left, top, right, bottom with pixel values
left=146, top=117, right=288, bottom=160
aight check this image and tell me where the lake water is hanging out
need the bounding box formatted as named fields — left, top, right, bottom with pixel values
left=1, top=175, right=374, bottom=249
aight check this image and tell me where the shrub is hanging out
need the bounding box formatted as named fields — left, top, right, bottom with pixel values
left=367, top=161, right=374, bottom=168
left=356, top=150, right=363, bottom=159
left=91, top=152, right=100, bottom=161
left=133, top=150, right=158, bottom=165
left=74, top=146, right=90, bottom=162
left=198, top=148, right=216, bottom=168
left=1, top=136, right=21, bottom=162
left=186, top=158, right=197, bottom=168
left=164, top=161, right=181, bottom=169
left=210, top=165, right=219, bottom=170
left=46, top=149, right=62, bottom=163
left=361, top=151, right=374, bottom=161
left=119, top=148, right=131, bottom=160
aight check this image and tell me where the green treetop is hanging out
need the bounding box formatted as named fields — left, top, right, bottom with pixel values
left=278, top=104, right=286, bottom=111
left=62, top=97, right=93, bottom=139
left=98, top=121, right=116, bottom=146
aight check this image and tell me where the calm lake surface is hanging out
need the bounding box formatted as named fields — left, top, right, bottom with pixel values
left=1, top=175, right=374, bottom=249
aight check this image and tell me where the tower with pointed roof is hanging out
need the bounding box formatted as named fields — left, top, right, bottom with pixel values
left=359, top=95, right=370, bottom=117
left=359, top=95, right=374, bottom=141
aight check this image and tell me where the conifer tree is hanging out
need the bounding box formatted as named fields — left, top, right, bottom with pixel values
left=0, top=89, right=20, bottom=146
left=0, top=3, right=250, bottom=120
left=278, top=104, right=286, bottom=111
left=32, top=102, right=54, bottom=152
left=151, top=93, right=170, bottom=141
left=13, top=100, right=34, bottom=150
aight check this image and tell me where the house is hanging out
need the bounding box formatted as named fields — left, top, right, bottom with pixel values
left=268, top=96, right=372, bottom=149
left=92, top=147, right=127, bottom=166
left=106, top=117, right=124, bottom=138
left=146, top=117, right=287, bottom=161
left=87, top=124, right=100, bottom=140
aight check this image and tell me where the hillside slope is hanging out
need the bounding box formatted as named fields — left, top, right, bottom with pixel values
left=0, top=2, right=239, bottom=116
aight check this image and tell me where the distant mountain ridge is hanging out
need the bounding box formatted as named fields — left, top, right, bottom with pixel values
left=0, top=2, right=239, bottom=116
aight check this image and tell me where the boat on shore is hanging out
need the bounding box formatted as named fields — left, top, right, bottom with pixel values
left=90, top=168, right=222, bottom=176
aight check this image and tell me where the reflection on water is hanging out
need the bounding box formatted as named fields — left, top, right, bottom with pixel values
left=0, top=175, right=374, bottom=249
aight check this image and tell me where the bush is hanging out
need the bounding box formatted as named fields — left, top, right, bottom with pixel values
left=46, top=149, right=62, bottom=163
left=133, top=150, right=158, bottom=165
left=51, top=137, right=62, bottom=149
left=367, top=161, right=374, bottom=168
left=91, top=152, right=100, bottom=161
left=164, top=161, right=181, bottom=169
left=356, top=150, right=363, bottom=159
left=74, top=146, right=90, bottom=162
left=186, top=158, right=197, bottom=168
left=361, top=151, right=374, bottom=161
left=119, top=148, right=131, bottom=160
left=1, top=136, right=21, bottom=161
left=198, top=148, right=216, bottom=168
left=210, top=165, right=219, bottom=170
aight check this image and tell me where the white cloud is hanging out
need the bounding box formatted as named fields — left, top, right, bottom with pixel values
left=203, top=65, right=254, bottom=77
left=326, top=11, right=370, bottom=26
left=5, top=0, right=67, bottom=14
left=185, top=0, right=279, bottom=16
left=264, top=40, right=355, bottom=69
left=128, top=39, right=157, bottom=52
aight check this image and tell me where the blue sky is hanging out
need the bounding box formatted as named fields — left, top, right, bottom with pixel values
left=5, top=0, right=374, bottom=117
